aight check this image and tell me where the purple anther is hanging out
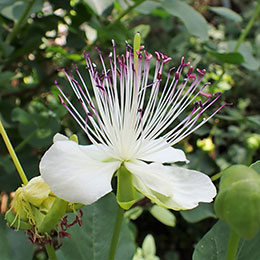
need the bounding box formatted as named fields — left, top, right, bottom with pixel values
left=138, top=53, right=143, bottom=59
left=95, top=46, right=101, bottom=54
left=200, top=91, right=212, bottom=98
left=197, top=68, right=206, bottom=76
left=175, top=72, right=180, bottom=80
left=155, top=51, right=161, bottom=61
left=83, top=51, right=89, bottom=60
left=198, top=100, right=203, bottom=108
left=72, top=64, right=79, bottom=71
left=187, top=66, right=193, bottom=76
left=144, top=50, right=152, bottom=60
left=138, top=108, right=143, bottom=119
left=181, top=57, right=185, bottom=65
left=89, top=101, right=96, bottom=111
left=121, top=54, right=125, bottom=64
left=140, top=45, right=144, bottom=51
left=189, top=74, right=196, bottom=79
left=163, top=57, right=172, bottom=64
left=157, top=73, right=162, bottom=80
left=183, top=62, right=190, bottom=67
left=214, top=92, right=222, bottom=97
left=96, top=85, right=105, bottom=91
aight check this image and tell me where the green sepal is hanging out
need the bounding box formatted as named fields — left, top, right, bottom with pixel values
left=5, top=210, right=33, bottom=230
left=66, top=203, right=84, bottom=212
left=116, top=165, right=138, bottom=210
left=37, top=197, right=67, bottom=233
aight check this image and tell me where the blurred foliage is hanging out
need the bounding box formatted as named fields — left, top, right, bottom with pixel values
left=0, top=0, right=260, bottom=259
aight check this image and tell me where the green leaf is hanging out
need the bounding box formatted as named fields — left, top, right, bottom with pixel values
left=246, top=115, right=260, bottom=127
left=207, top=51, right=244, bottom=64
left=11, top=108, right=32, bottom=125
left=236, top=43, right=260, bottom=71
left=149, top=205, right=176, bottom=227
left=193, top=220, right=260, bottom=260
left=116, top=165, right=138, bottom=210
left=0, top=0, right=43, bottom=22
left=192, top=220, right=229, bottom=260
left=136, top=1, right=160, bottom=14
left=161, top=0, right=208, bottom=40
left=209, top=7, right=242, bottom=22
left=250, top=161, right=260, bottom=175
left=57, top=193, right=135, bottom=260
left=83, top=0, right=114, bottom=16
left=228, top=41, right=260, bottom=70
left=0, top=214, right=34, bottom=260
left=181, top=203, right=216, bottom=223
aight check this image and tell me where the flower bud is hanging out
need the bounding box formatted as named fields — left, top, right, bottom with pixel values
left=246, top=133, right=260, bottom=150
left=197, top=137, right=215, bottom=152
left=214, top=165, right=260, bottom=239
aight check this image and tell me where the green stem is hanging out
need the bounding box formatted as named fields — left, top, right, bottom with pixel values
left=108, top=206, right=125, bottom=260
left=45, top=243, right=58, bottom=260
left=226, top=230, right=240, bottom=260
left=0, top=120, right=28, bottom=185
left=15, top=130, right=37, bottom=152
left=211, top=172, right=222, bottom=182
left=5, top=0, right=36, bottom=44
left=112, top=0, right=146, bottom=25
left=234, top=0, right=260, bottom=51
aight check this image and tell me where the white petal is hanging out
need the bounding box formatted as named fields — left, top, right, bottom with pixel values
left=137, top=138, right=188, bottom=163
left=128, top=161, right=216, bottom=210
left=53, top=133, right=68, bottom=142
left=40, top=140, right=121, bottom=205
left=125, top=160, right=172, bottom=196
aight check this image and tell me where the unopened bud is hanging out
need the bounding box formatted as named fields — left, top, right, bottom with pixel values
left=214, top=165, right=260, bottom=239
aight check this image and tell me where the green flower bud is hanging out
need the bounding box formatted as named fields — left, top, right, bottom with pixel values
left=5, top=176, right=69, bottom=234
left=197, top=137, right=215, bottom=152
left=246, top=133, right=260, bottom=150
left=214, top=165, right=260, bottom=239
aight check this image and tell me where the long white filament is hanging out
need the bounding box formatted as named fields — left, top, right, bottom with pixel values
left=56, top=42, right=229, bottom=161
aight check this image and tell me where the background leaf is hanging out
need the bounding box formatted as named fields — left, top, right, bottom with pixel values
left=193, top=220, right=260, bottom=260
left=209, top=7, right=242, bottom=22
left=57, top=193, right=135, bottom=260
left=0, top=214, right=34, bottom=260
left=162, top=0, right=208, bottom=40
left=181, top=203, right=216, bottom=223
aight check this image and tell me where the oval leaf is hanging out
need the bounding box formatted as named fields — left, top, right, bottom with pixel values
left=181, top=202, right=216, bottom=223
left=208, top=51, right=244, bottom=64
left=209, top=7, right=242, bottom=22
left=162, top=0, right=208, bottom=40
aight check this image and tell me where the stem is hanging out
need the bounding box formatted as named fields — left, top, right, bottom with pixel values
left=108, top=206, right=125, bottom=260
left=226, top=230, right=240, bottom=260
left=5, top=0, right=36, bottom=44
left=15, top=130, right=37, bottom=152
left=45, top=243, right=58, bottom=260
left=112, top=0, right=146, bottom=25
left=0, top=120, right=28, bottom=185
left=234, top=0, right=260, bottom=51
left=211, top=172, right=222, bottom=181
